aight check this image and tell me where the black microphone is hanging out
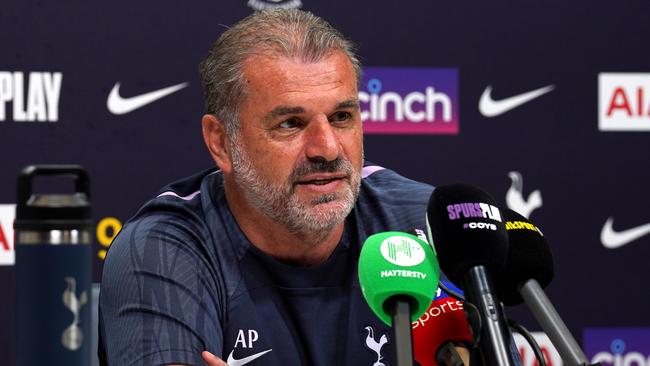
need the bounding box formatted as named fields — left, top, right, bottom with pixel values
left=426, top=184, right=517, bottom=366
left=497, top=208, right=594, bottom=366
left=496, top=208, right=554, bottom=306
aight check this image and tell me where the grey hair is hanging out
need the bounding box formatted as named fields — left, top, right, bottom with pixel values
left=199, top=9, right=362, bottom=137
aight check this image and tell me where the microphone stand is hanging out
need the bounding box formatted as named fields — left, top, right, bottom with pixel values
left=463, top=266, right=517, bottom=366
left=519, top=279, right=599, bottom=366
left=390, top=296, right=415, bottom=366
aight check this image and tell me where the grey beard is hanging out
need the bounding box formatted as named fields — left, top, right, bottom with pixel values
left=228, top=139, right=361, bottom=242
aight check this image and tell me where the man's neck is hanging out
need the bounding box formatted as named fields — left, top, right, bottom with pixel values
left=224, top=179, right=345, bottom=267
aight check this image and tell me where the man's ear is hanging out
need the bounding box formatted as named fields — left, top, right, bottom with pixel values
left=202, top=114, right=233, bottom=174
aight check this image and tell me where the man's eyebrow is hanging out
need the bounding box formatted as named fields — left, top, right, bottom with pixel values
left=336, top=99, right=360, bottom=109
left=265, top=99, right=359, bottom=120
left=266, top=106, right=305, bottom=119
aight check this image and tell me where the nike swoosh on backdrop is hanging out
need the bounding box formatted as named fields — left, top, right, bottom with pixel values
left=479, top=84, right=555, bottom=117
left=107, top=82, right=188, bottom=115
left=600, top=217, right=650, bottom=249
left=226, top=349, right=272, bottom=366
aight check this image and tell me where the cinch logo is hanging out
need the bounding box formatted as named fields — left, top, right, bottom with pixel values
left=0, top=204, right=16, bottom=266
left=0, top=71, right=62, bottom=122
left=599, top=73, right=650, bottom=131
left=584, top=328, right=650, bottom=366
left=379, top=236, right=425, bottom=266
left=593, top=339, right=650, bottom=366
left=359, top=67, right=459, bottom=134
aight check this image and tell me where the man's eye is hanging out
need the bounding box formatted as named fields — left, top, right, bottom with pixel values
left=330, top=111, right=352, bottom=122
left=279, top=118, right=301, bottom=129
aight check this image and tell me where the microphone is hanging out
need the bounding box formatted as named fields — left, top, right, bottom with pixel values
left=358, top=231, right=440, bottom=366
left=496, top=208, right=553, bottom=306
left=497, top=208, right=593, bottom=366
left=412, top=279, right=474, bottom=366
left=426, top=184, right=517, bottom=366
left=405, top=227, right=473, bottom=366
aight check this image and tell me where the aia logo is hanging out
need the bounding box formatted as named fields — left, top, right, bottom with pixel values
left=0, top=204, right=16, bottom=265
left=514, top=332, right=562, bottom=366
left=599, top=73, right=650, bottom=131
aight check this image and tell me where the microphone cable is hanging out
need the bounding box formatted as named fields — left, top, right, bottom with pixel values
left=440, top=281, right=547, bottom=366
left=508, top=318, right=547, bottom=366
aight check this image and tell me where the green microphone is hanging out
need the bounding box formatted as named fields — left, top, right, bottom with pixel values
left=358, top=232, right=440, bottom=366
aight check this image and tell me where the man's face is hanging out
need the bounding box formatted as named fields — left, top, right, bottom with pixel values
left=227, top=51, right=363, bottom=237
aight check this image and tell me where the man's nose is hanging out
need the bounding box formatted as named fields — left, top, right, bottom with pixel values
left=304, top=115, right=341, bottom=162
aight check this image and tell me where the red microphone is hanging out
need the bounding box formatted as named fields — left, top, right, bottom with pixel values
left=412, top=281, right=473, bottom=366
left=408, top=228, right=473, bottom=366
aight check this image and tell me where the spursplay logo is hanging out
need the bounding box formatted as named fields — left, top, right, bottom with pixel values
left=447, top=202, right=502, bottom=231
left=379, top=236, right=425, bottom=266
left=447, top=202, right=502, bottom=222
left=0, top=71, right=62, bottom=122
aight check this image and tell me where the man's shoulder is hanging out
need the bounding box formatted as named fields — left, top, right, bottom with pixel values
left=99, top=168, right=231, bottom=366
left=101, top=167, right=239, bottom=304
left=154, top=167, right=222, bottom=206
left=127, top=167, right=222, bottom=224
left=355, top=163, right=434, bottom=232
left=105, top=168, right=228, bottom=263
left=360, top=163, right=434, bottom=201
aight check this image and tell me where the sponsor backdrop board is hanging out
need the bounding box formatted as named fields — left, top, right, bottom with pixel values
left=1, top=0, right=650, bottom=364
left=584, top=328, right=650, bottom=365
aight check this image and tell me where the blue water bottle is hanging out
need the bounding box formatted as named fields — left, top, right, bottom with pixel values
left=14, top=165, right=92, bottom=366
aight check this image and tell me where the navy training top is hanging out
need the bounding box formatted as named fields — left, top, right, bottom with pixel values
left=98, top=163, right=435, bottom=366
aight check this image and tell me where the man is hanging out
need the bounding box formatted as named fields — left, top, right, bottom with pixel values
left=99, top=9, right=471, bottom=366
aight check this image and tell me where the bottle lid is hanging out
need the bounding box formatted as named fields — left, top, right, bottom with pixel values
left=14, top=165, right=92, bottom=231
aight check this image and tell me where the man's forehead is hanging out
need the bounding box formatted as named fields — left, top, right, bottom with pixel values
left=239, top=51, right=358, bottom=112
left=242, top=51, right=356, bottom=84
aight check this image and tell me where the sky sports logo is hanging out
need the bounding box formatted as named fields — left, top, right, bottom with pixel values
left=360, top=67, right=459, bottom=134
left=599, top=73, right=650, bottom=131
left=584, top=328, right=650, bottom=365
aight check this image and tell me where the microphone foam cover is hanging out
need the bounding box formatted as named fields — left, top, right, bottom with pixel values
left=497, top=208, right=554, bottom=305
left=426, top=184, right=509, bottom=285
left=412, top=284, right=474, bottom=366
left=358, top=232, right=440, bottom=326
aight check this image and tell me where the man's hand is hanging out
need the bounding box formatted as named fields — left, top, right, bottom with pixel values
left=202, top=351, right=228, bottom=366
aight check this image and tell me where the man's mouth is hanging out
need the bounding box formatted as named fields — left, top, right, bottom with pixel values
left=296, top=174, right=347, bottom=186
left=299, top=177, right=340, bottom=185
